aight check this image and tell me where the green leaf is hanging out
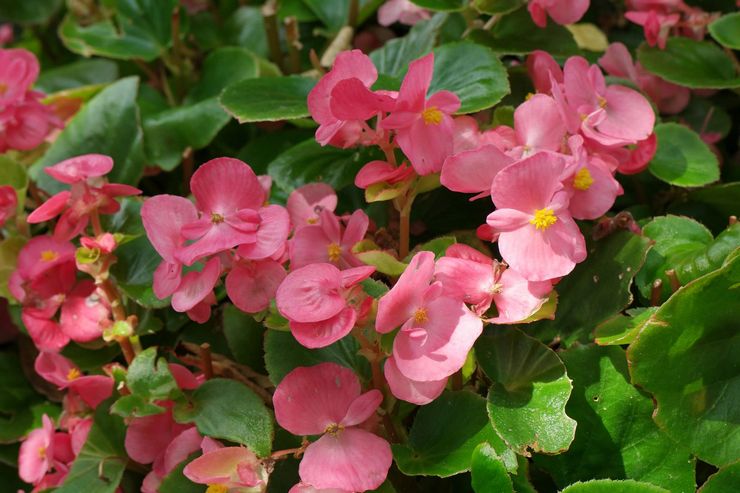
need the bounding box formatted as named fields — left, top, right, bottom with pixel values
left=636, top=216, right=740, bottom=303
left=302, top=0, right=348, bottom=31
left=354, top=240, right=408, bottom=276
left=0, top=350, right=36, bottom=412
left=469, top=7, right=578, bottom=56
left=0, top=0, right=61, bottom=23
left=428, top=42, right=509, bottom=113
left=371, top=14, right=448, bottom=78
left=110, top=234, right=169, bottom=309
left=177, top=378, right=273, bottom=457
left=411, top=0, right=466, bottom=11
left=536, top=346, right=695, bottom=493
left=561, top=479, right=670, bottom=493
left=143, top=97, right=230, bottom=171
left=157, top=453, right=201, bottom=493
left=526, top=231, right=651, bottom=346
left=220, top=76, right=316, bottom=123
left=222, top=304, right=266, bottom=372
left=679, top=97, right=732, bottom=143
left=36, top=59, right=119, bottom=93
left=649, top=123, right=719, bottom=187
left=0, top=155, right=28, bottom=210
left=594, top=307, right=657, bottom=346
left=709, top=13, right=740, bottom=50
left=688, top=183, right=740, bottom=218
left=55, top=401, right=127, bottom=493
left=627, top=251, right=740, bottom=466
left=393, top=390, right=516, bottom=477
left=637, top=38, right=740, bottom=89
left=474, top=0, right=524, bottom=14
left=31, top=77, right=144, bottom=194
left=699, top=462, right=740, bottom=493
left=224, top=7, right=269, bottom=58
left=408, top=236, right=456, bottom=260
left=111, top=347, right=181, bottom=418
left=185, top=47, right=259, bottom=103
left=59, top=0, right=177, bottom=61
left=476, top=329, right=576, bottom=455
left=264, top=330, right=370, bottom=385
left=267, top=139, right=382, bottom=194
left=471, top=443, right=514, bottom=493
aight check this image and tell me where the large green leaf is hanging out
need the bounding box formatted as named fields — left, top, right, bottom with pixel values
left=392, top=390, right=516, bottom=477
left=36, top=59, right=119, bottom=93
left=688, top=182, right=740, bottom=218
left=223, top=305, right=266, bottom=372
left=176, top=378, right=273, bottom=457
left=59, top=0, right=177, bottom=61
left=636, top=216, right=740, bottom=303
left=708, top=12, right=740, bottom=50
left=637, top=38, right=740, bottom=89
left=224, top=7, right=269, bottom=58
left=526, top=231, right=651, bottom=346
left=370, top=14, right=448, bottom=78
left=536, top=345, right=695, bottom=492
left=476, top=329, right=576, bottom=455
left=649, top=123, right=720, bottom=187
left=0, top=0, right=61, bottom=23
left=699, top=462, right=740, bottom=493
left=469, top=7, right=578, bottom=56
left=429, top=42, right=510, bottom=113
left=31, top=77, right=144, bottom=194
left=55, top=401, right=127, bottom=493
left=593, top=307, right=657, bottom=346
left=264, top=330, right=369, bottom=385
left=185, top=47, right=259, bottom=103
left=220, top=76, right=316, bottom=123
left=471, top=443, right=514, bottom=493
left=111, top=348, right=182, bottom=417
left=628, top=251, right=740, bottom=466
left=561, top=479, right=669, bottom=493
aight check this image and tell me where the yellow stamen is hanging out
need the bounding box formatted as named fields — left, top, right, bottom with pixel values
left=573, top=168, right=594, bottom=191
left=325, top=423, right=345, bottom=436
left=598, top=96, right=607, bottom=109
left=525, top=92, right=534, bottom=101
left=0, top=82, right=7, bottom=94
left=210, top=213, right=224, bottom=224
left=530, top=208, right=558, bottom=231
left=38, top=446, right=46, bottom=459
left=66, top=368, right=81, bottom=381
left=205, top=485, right=229, bottom=493
left=307, top=217, right=318, bottom=225
left=40, top=250, right=59, bottom=262
left=421, top=106, right=443, bottom=125
left=327, top=243, right=342, bottom=263
left=413, top=307, right=428, bottom=324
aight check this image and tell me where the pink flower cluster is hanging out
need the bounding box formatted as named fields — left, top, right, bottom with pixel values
left=625, top=0, right=719, bottom=49
left=0, top=48, right=61, bottom=152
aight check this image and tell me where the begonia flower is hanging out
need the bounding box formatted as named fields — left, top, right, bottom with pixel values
left=141, top=427, right=202, bottom=493
left=625, top=10, right=680, bottom=48
left=563, top=136, right=623, bottom=220
left=290, top=209, right=369, bottom=270
left=34, top=351, right=113, bottom=409
left=0, top=184, right=16, bottom=227
left=528, top=0, right=590, bottom=27
left=287, top=183, right=338, bottom=229
left=18, top=415, right=55, bottom=485
left=383, top=355, right=447, bottom=405
left=225, top=258, right=286, bottom=314
left=273, top=363, right=392, bottom=492
left=0, top=48, right=39, bottom=106
left=378, top=0, right=430, bottom=26
left=183, top=445, right=268, bottom=492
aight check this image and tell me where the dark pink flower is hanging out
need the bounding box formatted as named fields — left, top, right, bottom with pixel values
left=625, top=10, right=680, bottom=48
left=0, top=91, right=62, bottom=153
left=273, top=363, right=392, bottom=492
left=0, top=48, right=39, bottom=106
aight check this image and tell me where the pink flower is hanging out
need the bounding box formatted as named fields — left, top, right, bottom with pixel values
left=381, top=53, right=461, bottom=175
left=174, top=158, right=288, bottom=266
left=34, top=351, right=113, bottom=409
left=290, top=484, right=351, bottom=493
left=9, top=236, right=76, bottom=303
left=225, top=258, right=286, bottom=314
left=27, top=154, right=141, bottom=240
left=527, top=50, right=564, bottom=94
left=276, top=263, right=374, bottom=348
left=308, top=50, right=389, bottom=148
left=141, top=427, right=203, bottom=493
left=18, top=415, right=55, bottom=485
left=287, top=183, right=338, bottom=229
left=183, top=446, right=267, bottom=491
left=290, top=209, right=369, bottom=270
left=0, top=48, right=39, bottom=106
left=377, top=0, right=431, bottom=26
left=0, top=184, right=16, bottom=227
left=354, top=160, right=415, bottom=191
left=441, top=144, right=514, bottom=199
left=435, top=244, right=552, bottom=323
left=273, top=363, right=392, bottom=492
left=486, top=152, right=586, bottom=281
left=125, top=403, right=195, bottom=466
left=383, top=355, right=447, bottom=405
left=376, top=251, right=483, bottom=381
left=625, top=10, right=680, bottom=48
left=528, top=0, right=590, bottom=27
left=563, top=136, right=623, bottom=220
left=0, top=91, right=62, bottom=153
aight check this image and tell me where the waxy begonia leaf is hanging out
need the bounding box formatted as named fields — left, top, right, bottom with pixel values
left=688, top=182, right=740, bottom=218
left=220, top=76, right=316, bottom=123
left=31, top=77, right=145, bottom=194
left=59, top=0, right=177, bottom=61
left=111, top=234, right=170, bottom=309
left=699, top=462, right=740, bottom=493
left=111, top=347, right=181, bottom=418
left=526, top=231, right=651, bottom=346
left=55, top=400, right=127, bottom=493
left=636, top=216, right=740, bottom=303
left=708, top=13, right=740, bottom=50
left=35, top=59, right=119, bottom=93
left=476, top=329, right=576, bottom=455
left=224, top=7, right=270, bottom=58
left=561, top=479, right=670, bottom=493
left=594, top=307, right=657, bottom=346
left=157, top=454, right=202, bottom=493
left=637, top=38, right=740, bottom=89
left=222, top=305, right=266, bottom=372
left=536, top=345, right=695, bottom=492
left=474, top=0, right=524, bottom=15
left=628, top=251, right=740, bottom=466
left=649, top=123, right=720, bottom=187
left=371, top=14, right=448, bottom=78
left=185, top=47, right=259, bottom=103
left=411, top=0, right=466, bottom=11
left=393, top=390, right=516, bottom=477
left=0, top=0, right=61, bottom=24
left=471, top=443, right=514, bottom=493
left=0, top=156, right=28, bottom=210
left=176, top=378, right=273, bottom=457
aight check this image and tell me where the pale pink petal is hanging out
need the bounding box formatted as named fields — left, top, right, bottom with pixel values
left=435, top=256, right=494, bottom=306
left=595, top=85, right=655, bottom=144
left=59, top=281, right=108, bottom=342
left=341, top=210, right=369, bottom=247
left=69, top=418, right=92, bottom=456
left=441, top=144, right=514, bottom=195
left=384, top=356, right=446, bottom=405
left=289, top=225, right=332, bottom=269
left=142, top=195, right=198, bottom=262
left=515, top=94, right=566, bottom=152
left=598, top=42, right=638, bottom=81
left=18, top=415, right=55, bottom=484
left=397, top=115, right=455, bottom=175
left=190, top=157, right=265, bottom=214
left=287, top=183, right=337, bottom=228
left=125, top=407, right=190, bottom=465
left=340, top=265, right=375, bottom=288
left=340, top=390, right=382, bottom=427
left=444, top=243, right=493, bottom=265
left=183, top=446, right=260, bottom=485
left=171, top=257, right=221, bottom=312
left=276, top=263, right=345, bottom=323
left=153, top=261, right=182, bottom=299
left=237, top=205, right=290, bottom=260
left=161, top=427, right=202, bottom=476
left=489, top=269, right=552, bottom=323
left=376, top=251, right=435, bottom=333
left=45, top=154, right=113, bottom=184
left=427, top=90, right=461, bottom=114
left=291, top=306, right=357, bottom=349
left=290, top=483, right=351, bottom=493
left=490, top=152, right=567, bottom=212
left=486, top=208, right=532, bottom=233
left=567, top=159, right=623, bottom=220
left=226, top=259, right=286, bottom=314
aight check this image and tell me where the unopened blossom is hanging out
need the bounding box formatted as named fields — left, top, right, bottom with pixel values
left=274, top=363, right=392, bottom=492
left=290, top=209, right=369, bottom=270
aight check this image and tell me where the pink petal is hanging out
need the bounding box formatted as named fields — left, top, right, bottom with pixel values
left=376, top=251, right=435, bottom=333
left=595, top=85, right=655, bottom=144
left=546, top=0, right=589, bottom=25
left=567, top=159, right=623, bottom=220
left=99, top=183, right=142, bottom=197
left=153, top=261, right=182, bottom=299
left=68, top=375, right=113, bottom=409
left=340, top=265, right=375, bottom=288
left=161, top=427, right=202, bottom=476
left=27, top=191, right=70, bottom=223
left=444, top=243, right=493, bottom=264
left=276, top=263, right=345, bottom=323
left=341, top=210, right=369, bottom=247
left=490, top=152, right=567, bottom=212
left=45, top=154, right=114, bottom=184
left=290, top=306, right=357, bottom=349
left=598, top=42, right=638, bottom=81
left=34, top=351, right=77, bottom=388
left=395, top=53, right=434, bottom=112
left=515, top=94, right=566, bottom=152
left=526, top=50, right=563, bottom=94
left=489, top=269, right=552, bottom=324
left=183, top=446, right=259, bottom=485
left=289, top=224, right=332, bottom=269
left=441, top=144, right=514, bottom=195
left=340, top=390, right=382, bottom=427
left=299, top=428, right=392, bottom=492
left=396, top=115, right=455, bottom=175
left=125, top=406, right=190, bottom=465
left=69, top=418, right=92, bottom=456
left=142, top=195, right=198, bottom=262
left=237, top=205, right=290, bottom=260
left=190, top=157, right=265, bottom=215
left=486, top=208, right=532, bottom=233
left=435, top=256, right=494, bottom=306
left=171, top=257, right=221, bottom=313
left=18, top=415, right=55, bottom=484
left=330, top=78, right=394, bottom=121
left=384, top=355, right=447, bottom=405
left=273, top=363, right=361, bottom=436
left=287, top=183, right=337, bottom=228
left=427, top=90, right=460, bottom=114
left=59, top=281, right=108, bottom=343
left=226, top=259, right=286, bottom=314
left=22, top=312, right=69, bottom=352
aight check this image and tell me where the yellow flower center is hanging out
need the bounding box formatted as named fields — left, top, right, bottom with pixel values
left=421, top=106, right=443, bottom=125
left=327, top=243, right=342, bottom=262
left=0, top=82, right=7, bottom=94
left=210, top=213, right=224, bottom=224
left=307, top=217, right=318, bottom=225
left=38, top=446, right=46, bottom=459
left=205, top=485, right=228, bottom=493
left=413, top=307, right=428, bottom=324
left=40, top=250, right=59, bottom=262
left=525, top=92, right=534, bottom=101
left=573, top=168, right=594, bottom=191
left=325, top=423, right=345, bottom=436
left=598, top=96, right=608, bottom=109
left=530, top=208, right=558, bottom=231
left=66, top=368, right=81, bottom=381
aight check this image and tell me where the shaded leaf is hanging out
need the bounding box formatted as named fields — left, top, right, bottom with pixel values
left=649, top=123, right=720, bottom=187
left=220, top=76, right=316, bottom=123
